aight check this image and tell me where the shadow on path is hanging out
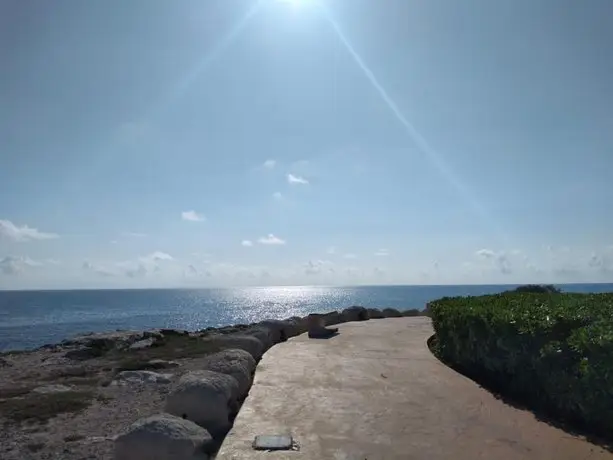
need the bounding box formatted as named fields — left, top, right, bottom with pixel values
left=426, top=334, right=613, bottom=453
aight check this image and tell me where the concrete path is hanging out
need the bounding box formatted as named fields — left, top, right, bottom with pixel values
left=217, top=317, right=612, bottom=459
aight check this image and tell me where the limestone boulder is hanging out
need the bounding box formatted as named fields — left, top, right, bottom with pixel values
left=322, top=311, right=344, bottom=326
left=341, top=306, right=370, bottom=322
left=165, top=370, right=239, bottom=436
left=284, top=316, right=308, bottom=335
left=113, top=370, right=173, bottom=386
left=32, top=384, right=73, bottom=394
left=148, top=359, right=180, bottom=369
left=367, top=308, right=385, bottom=319
left=382, top=308, right=403, bottom=318
left=205, top=334, right=265, bottom=361
left=129, top=338, right=155, bottom=350
left=159, top=329, right=189, bottom=337
left=63, top=330, right=164, bottom=360
left=257, top=319, right=305, bottom=343
left=202, top=349, right=256, bottom=399
left=114, top=413, right=212, bottom=460
left=241, top=328, right=273, bottom=354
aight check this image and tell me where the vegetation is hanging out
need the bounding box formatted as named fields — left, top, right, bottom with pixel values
left=428, top=291, right=613, bottom=441
left=509, top=284, right=561, bottom=294
left=0, top=390, right=94, bottom=423
left=111, top=334, right=226, bottom=362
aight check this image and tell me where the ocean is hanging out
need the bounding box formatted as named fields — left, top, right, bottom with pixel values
left=1, top=283, right=612, bottom=351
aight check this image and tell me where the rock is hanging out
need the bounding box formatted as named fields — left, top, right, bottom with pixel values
left=307, top=314, right=339, bottom=339
left=382, top=308, right=403, bottom=318
left=129, top=338, right=155, bottom=350
left=65, top=331, right=143, bottom=349
left=143, top=331, right=165, bottom=341
left=401, top=308, right=421, bottom=317
left=341, top=306, right=370, bottom=322
left=206, top=334, right=265, bottom=361
left=322, top=311, right=344, bottom=326
left=63, top=330, right=159, bottom=359
left=367, top=308, right=385, bottom=319
left=41, top=355, right=73, bottom=367
left=257, top=320, right=295, bottom=343
left=64, top=346, right=106, bottom=361
left=202, top=349, right=256, bottom=399
left=0, top=357, right=12, bottom=367
left=114, top=413, right=213, bottom=460
left=215, top=324, right=250, bottom=335
left=242, top=327, right=273, bottom=352
left=148, top=359, right=180, bottom=369
left=159, top=329, right=189, bottom=337
left=113, top=371, right=173, bottom=385
left=32, top=384, right=74, bottom=394
left=284, top=316, right=308, bottom=335
left=165, top=370, right=239, bottom=436
left=259, top=318, right=307, bottom=342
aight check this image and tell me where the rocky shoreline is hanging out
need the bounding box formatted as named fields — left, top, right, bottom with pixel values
left=0, top=306, right=424, bottom=460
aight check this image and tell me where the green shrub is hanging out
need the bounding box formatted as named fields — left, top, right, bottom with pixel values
left=510, top=284, right=561, bottom=294
left=429, top=292, right=613, bottom=439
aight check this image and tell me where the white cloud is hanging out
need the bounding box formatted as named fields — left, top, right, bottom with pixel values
left=111, top=251, right=174, bottom=278
left=263, top=159, right=276, bottom=169
left=0, top=219, right=58, bottom=242
left=141, top=251, right=173, bottom=263
left=0, top=256, right=43, bottom=275
left=241, top=240, right=253, bottom=247
left=327, top=246, right=337, bottom=255
left=125, top=264, right=147, bottom=278
left=374, top=249, right=389, bottom=256
left=272, top=192, right=283, bottom=200
left=183, top=264, right=200, bottom=278
left=82, top=261, right=115, bottom=277
left=475, top=249, right=512, bottom=274
left=287, top=173, right=309, bottom=185
left=181, top=210, right=205, bottom=222
left=258, top=234, right=286, bottom=245
left=304, top=259, right=334, bottom=275
left=343, top=253, right=358, bottom=259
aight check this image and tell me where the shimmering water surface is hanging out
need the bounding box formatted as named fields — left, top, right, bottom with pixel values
left=1, top=284, right=611, bottom=351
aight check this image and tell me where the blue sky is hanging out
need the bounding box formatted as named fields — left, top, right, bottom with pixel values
left=1, top=0, right=612, bottom=289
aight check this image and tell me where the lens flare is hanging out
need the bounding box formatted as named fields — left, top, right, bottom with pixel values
left=317, top=3, right=508, bottom=242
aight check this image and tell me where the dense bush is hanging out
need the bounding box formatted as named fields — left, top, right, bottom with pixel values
left=510, top=284, right=561, bottom=294
left=429, top=292, right=613, bottom=439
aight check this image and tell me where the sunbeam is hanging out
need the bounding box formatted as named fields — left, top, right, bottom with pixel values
left=161, top=0, right=265, bottom=113
left=317, top=3, right=508, bottom=243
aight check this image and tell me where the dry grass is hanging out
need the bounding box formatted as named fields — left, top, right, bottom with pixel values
left=0, top=386, right=34, bottom=399
left=40, top=365, right=102, bottom=387
left=110, top=335, right=223, bottom=363
left=63, top=434, right=86, bottom=443
left=0, top=390, right=95, bottom=423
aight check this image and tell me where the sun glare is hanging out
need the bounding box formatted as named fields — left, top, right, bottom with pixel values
left=277, top=0, right=305, bottom=7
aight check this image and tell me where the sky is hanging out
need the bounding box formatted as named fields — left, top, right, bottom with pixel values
left=1, top=0, right=612, bottom=289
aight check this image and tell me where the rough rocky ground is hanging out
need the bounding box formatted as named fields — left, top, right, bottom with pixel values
left=0, top=328, right=262, bottom=460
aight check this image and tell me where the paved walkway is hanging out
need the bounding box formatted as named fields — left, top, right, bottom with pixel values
left=217, top=317, right=612, bottom=459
